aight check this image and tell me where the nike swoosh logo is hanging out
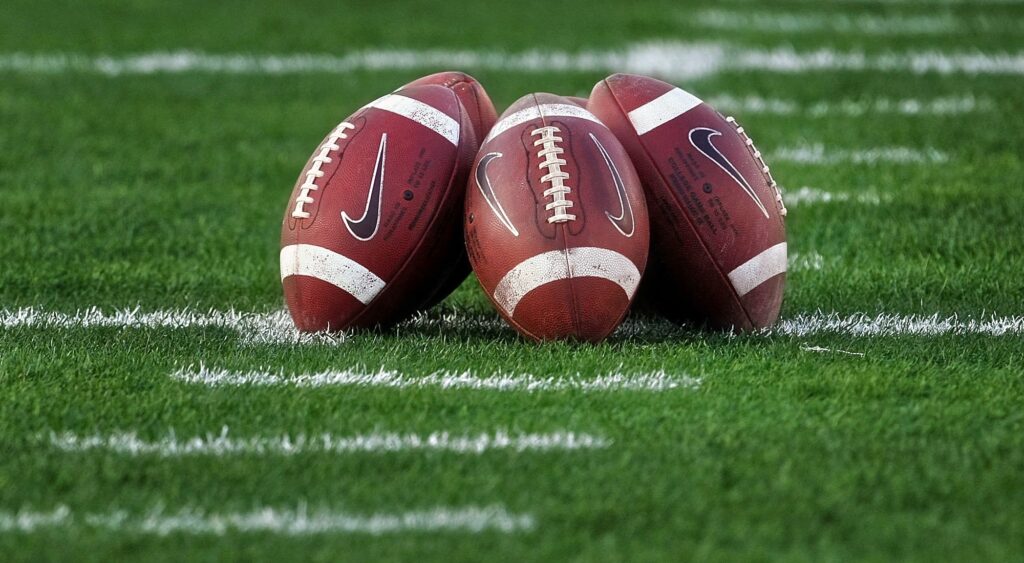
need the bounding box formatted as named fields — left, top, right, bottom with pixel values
left=475, top=151, right=519, bottom=237
left=689, top=127, right=769, bottom=219
left=342, top=132, right=387, bottom=241
left=589, top=133, right=635, bottom=237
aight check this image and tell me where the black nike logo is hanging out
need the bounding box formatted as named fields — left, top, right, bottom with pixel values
left=475, top=151, right=519, bottom=236
left=689, top=127, right=769, bottom=218
left=589, top=133, right=635, bottom=237
left=342, top=133, right=387, bottom=241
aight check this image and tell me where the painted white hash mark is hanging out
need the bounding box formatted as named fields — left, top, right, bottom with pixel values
left=782, top=187, right=886, bottom=207
left=800, top=345, right=866, bottom=357
left=169, top=365, right=700, bottom=392
left=48, top=428, right=611, bottom=456
left=0, top=505, right=534, bottom=535
left=772, top=313, right=1024, bottom=337
left=1, top=44, right=1023, bottom=79
left=4, top=308, right=1023, bottom=340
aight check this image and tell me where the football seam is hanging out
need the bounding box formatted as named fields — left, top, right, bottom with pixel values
left=603, top=79, right=755, bottom=330
left=536, top=96, right=585, bottom=339
left=466, top=127, right=547, bottom=342
left=452, top=76, right=488, bottom=135
left=538, top=95, right=586, bottom=339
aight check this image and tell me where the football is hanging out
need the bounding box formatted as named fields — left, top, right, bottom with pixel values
left=589, top=73, right=788, bottom=331
left=565, top=96, right=590, bottom=108
left=404, top=71, right=498, bottom=149
left=401, top=72, right=498, bottom=310
left=280, top=83, right=478, bottom=332
left=465, top=93, right=650, bottom=342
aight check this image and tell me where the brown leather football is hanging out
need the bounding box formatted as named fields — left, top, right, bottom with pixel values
left=465, top=93, right=650, bottom=342
left=565, top=96, right=589, bottom=108
left=280, top=84, right=478, bottom=332
left=401, top=72, right=498, bottom=310
left=404, top=71, right=498, bottom=148
left=589, top=73, right=788, bottom=331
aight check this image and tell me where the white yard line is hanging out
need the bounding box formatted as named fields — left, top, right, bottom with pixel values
left=783, top=187, right=887, bottom=207
left=0, top=306, right=321, bottom=345
left=800, top=345, right=866, bottom=356
left=788, top=252, right=826, bottom=271
left=0, top=504, right=534, bottom=535
left=169, top=365, right=699, bottom=392
left=5, top=307, right=1023, bottom=340
left=2, top=43, right=1024, bottom=79
left=708, top=94, right=993, bottom=116
left=48, top=428, right=610, bottom=455
left=721, top=0, right=1024, bottom=4
left=0, top=506, right=71, bottom=533
left=772, top=313, right=1024, bottom=336
left=693, top=10, right=1015, bottom=35
left=770, top=144, right=948, bottom=164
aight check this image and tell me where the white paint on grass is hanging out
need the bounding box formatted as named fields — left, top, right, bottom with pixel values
left=800, top=345, right=866, bottom=356
left=788, top=252, right=826, bottom=272
left=694, top=10, right=1011, bottom=35
left=170, top=365, right=699, bottom=392
left=6, top=307, right=1023, bottom=340
left=708, top=94, right=993, bottom=117
left=3, top=43, right=1024, bottom=79
left=783, top=187, right=887, bottom=207
left=0, top=506, right=71, bottom=532
left=720, top=0, right=1024, bottom=5
left=770, top=144, right=947, bottom=165
left=48, top=428, right=610, bottom=456
left=0, top=504, right=534, bottom=535
left=0, top=306, right=325, bottom=345
left=773, top=313, right=1024, bottom=336
left=0, top=306, right=514, bottom=345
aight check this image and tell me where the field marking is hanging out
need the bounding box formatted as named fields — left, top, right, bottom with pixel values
left=770, top=144, right=947, bottom=165
left=6, top=308, right=1023, bottom=340
left=721, top=0, right=1024, bottom=5
left=0, top=506, right=70, bottom=533
left=708, top=94, right=993, bottom=117
left=170, top=365, right=699, bottom=392
left=783, top=187, right=887, bottom=207
left=0, top=504, right=534, bottom=535
left=788, top=251, right=825, bottom=272
left=800, top=345, right=866, bottom=356
left=772, top=313, right=1024, bottom=336
left=3, top=43, right=1024, bottom=79
left=48, top=428, right=610, bottom=456
left=693, top=10, right=1017, bottom=35
left=0, top=306, right=322, bottom=345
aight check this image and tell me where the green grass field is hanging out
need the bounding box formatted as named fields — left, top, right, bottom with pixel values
left=2, top=0, right=1024, bottom=560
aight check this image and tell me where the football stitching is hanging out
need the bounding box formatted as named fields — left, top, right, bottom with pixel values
left=602, top=80, right=754, bottom=329
left=531, top=125, right=576, bottom=224
left=291, top=121, right=356, bottom=219
left=724, top=116, right=788, bottom=217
